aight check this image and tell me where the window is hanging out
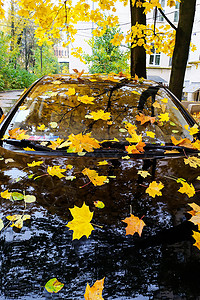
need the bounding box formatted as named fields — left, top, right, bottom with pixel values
left=174, top=1, right=180, bottom=22
left=157, top=0, right=165, bottom=22
left=149, top=45, right=161, bottom=66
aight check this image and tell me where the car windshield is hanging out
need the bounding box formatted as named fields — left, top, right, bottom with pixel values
left=5, top=75, right=193, bottom=146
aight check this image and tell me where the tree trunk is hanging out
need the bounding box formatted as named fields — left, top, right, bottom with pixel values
left=130, top=0, right=147, bottom=78
left=169, top=0, right=196, bottom=101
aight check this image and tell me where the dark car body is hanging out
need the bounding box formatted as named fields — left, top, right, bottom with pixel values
left=0, top=74, right=200, bottom=299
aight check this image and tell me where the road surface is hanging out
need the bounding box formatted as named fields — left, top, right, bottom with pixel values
left=0, top=90, right=23, bottom=114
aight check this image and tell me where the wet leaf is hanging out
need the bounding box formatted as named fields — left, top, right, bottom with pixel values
left=11, top=192, right=24, bottom=201
left=67, top=133, right=100, bottom=153
left=8, top=127, right=30, bottom=140
left=184, top=156, right=200, bottom=168
left=94, top=201, right=105, bottom=209
left=1, top=189, right=12, bottom=199
left=178, top=181, right=195, bottom=198
left=122, top=214, right=145, bottom=236
left=119, top=128, right=127, bottom=133
left=47, top=165, right=66, bottom=178
left=78, top=95, right=95, bottom=104
left=171, top=136, right=193, bottom=148
left=23, top=147, right=35, bottom=151
left=66, top=202, right=94, bottom=240
left=45, top=278, right=64, bottom=293
left=98, top=160, right=108, bottom=166
left=135, top=113, right=156, bottom=125
left=145, top=181, right=164, bottom=198
left=0, top=218, right=4, bottom=231
left=84, top=278, right=105, bottom=300
left=158, top=113, right=169, bottom=122
left=65, top=175, right=76, bottom=181
left=184, top=124, right=199, bottom=135
left=122, top=155, right=130, bottom=159
left=24, top=195, right=36, bottom=203
left=146, top=131, right=155, bottom=138
left=6, top=214, right=30, bottom=229
left=82, top=168, right=108, bottom=186
left=37, top=124, right=46, bottom=131
left=86, top=110, right=111, bottom=121
left=50, top=122, right=58, bottom=128
left=5, top=158, right=14, bottom=164
left=52, top=80, right=62, bottom=85
left=138, top=170, right=151, bottom=178
left=27, top=161, right=44, bottom=167
left=192, top=231, right=200, bottom=250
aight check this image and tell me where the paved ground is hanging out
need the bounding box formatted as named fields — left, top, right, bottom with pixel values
left=0, top=90, right=23, bottom=113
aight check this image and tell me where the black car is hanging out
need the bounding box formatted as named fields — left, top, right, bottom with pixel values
left=0, top=74, right=200, bottom=299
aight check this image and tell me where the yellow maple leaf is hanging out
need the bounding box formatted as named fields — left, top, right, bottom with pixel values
left=8, top=128, right=30, bottom=140
left=122, top=214, right=145, bottom=236
left=161, top=98, right=168, bottom=104
left=82, top=168, right=107, bottom=186
left=1, top=189, right=12, bottom=199
left=184, top=124, right=199, bottom=136
left=37, top=124, right=46, bottom=131
left=47, top=165, right=66, bottom=178
left=67, top=133, right=100, bottom=153
left=178, top=181, right=195, bottom=198
left=188, top=202, right=200, bottom=216
left=158, top=113, right=169, bottom=122
left=27, top=161, right=44, bottom=167
left=86, top=110, right=111, bottom=121
left=84, top=278, right=105, bottom=300
left=192, top=231, right=200, bottom=250
left=153, top=101, right=161, bottom=109
left=171, top=136, right=193, bottom=148
left=48, top=138, right=64, bottom=150
left=66, top=202, right=94, bottom=240
left=146, top=131, right=155, bottom=138
left=78, top=95, right=95, bottom=104
left=184, top=156, right=200, bottom=168
left=145, top=181, right=164, bottom=198
left=135, top=113, right=156, bottom=125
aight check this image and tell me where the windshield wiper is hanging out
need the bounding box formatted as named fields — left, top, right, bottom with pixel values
left=3, top=139, right=51, bottom=152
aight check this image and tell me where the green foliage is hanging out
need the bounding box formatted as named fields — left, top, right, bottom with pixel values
left=84, top=27, right=129, bottom=74
left=0, top=30, right=60, bottom=90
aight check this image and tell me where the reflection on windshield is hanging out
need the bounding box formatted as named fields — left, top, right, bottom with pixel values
left=5, top=76, right=192, bottom=146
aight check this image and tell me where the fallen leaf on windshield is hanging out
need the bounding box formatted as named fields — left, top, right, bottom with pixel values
left=19, top=106, right=27, bottom=110
left=158, top=112, right=169, bottom=122
left=184, top=124, right=199, bottom=135
left=11, top=192, right=24, bottom=201
left=145, top=181, right=164, bottom=198
left=23, top=147, right=35, bottom=151
left=45, top=278, right=64, bottom=293
left=184, top=156, right=200, bottom=168
left=85, top=110, right=111, bottom=121
left=1, top=189, right=12, bottom=199
left=73, top=68, right=84, bottom=78
left=171, top=136, right=193, bottom=148
left=78, top=95, right=95, bottom=104
left=37, top=124, right=46, bottom=131
left=146, top=131, right=155, bottom=138
left=82, top=168, right=107, bottom=186
left=84, top=278, right=105, bottom=300
left=122, top=214, right=145, bottom=236
left=135, top=113, right=156, bottom=125
left=47, top=165, right=66, bottom=178
left=67, top=133, right=100, bottom=153
left=192, top=231, right=200, bottom=250
left=153, top=101, right=161, bottom=108
left=48, top=138, right=64, bottom=150
left=125, top=141, right=145, bottom=154
left=188, top=202, right=200, bottom=216
left=178, top=181, right=195, bottom=198
left=161, top=98, right=168, bottom=104
left=6, top=214, right=30, bottom=229
left=27, top=161, right=44, bottom=167
left=138, top=170, right=151, bottom=178
left=0, top=218, right=4, bottom=231
left=66, top=202, right=94, bottom=240
left=8, top=128, right=30, bottom=140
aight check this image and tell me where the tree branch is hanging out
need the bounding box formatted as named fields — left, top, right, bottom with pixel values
left=158, top=8, right=177, bottom=31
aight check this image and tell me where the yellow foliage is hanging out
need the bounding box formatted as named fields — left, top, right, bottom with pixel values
left=122, top=214, right=145, bottom=236
left=82, top=168, right=107, bottom=186
left=67, top=133, right=100, bottom=153
left=47, top=165, right=66, bottom=178
left=66, top=202, right=94, bottom=240
left=84, top=278, right=105, bottom=300
left=178, top=181, right=195, bottom=198
left=145, top=181, right=164, bottom=198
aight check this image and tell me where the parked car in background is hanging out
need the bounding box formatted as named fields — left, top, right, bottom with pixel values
left=0, top=74, right=200, bottom=299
